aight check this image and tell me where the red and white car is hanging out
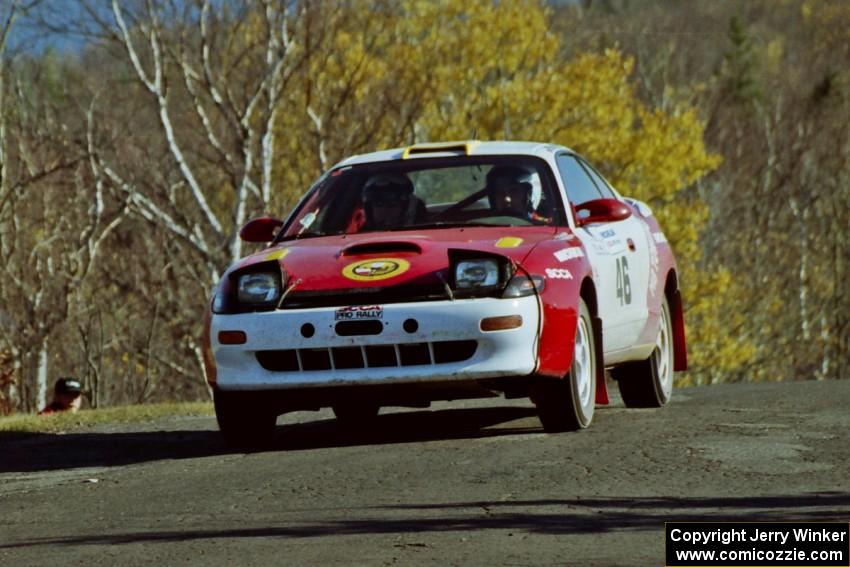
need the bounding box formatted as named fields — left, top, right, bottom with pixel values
left=202, top=141, right=687, bottom=444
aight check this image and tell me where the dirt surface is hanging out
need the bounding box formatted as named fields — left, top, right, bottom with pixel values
left=1, top=380, right=848, bottom=566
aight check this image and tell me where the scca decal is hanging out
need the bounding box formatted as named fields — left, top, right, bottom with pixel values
left=342, top=258, right=411, bottom=281
left=545, top=268, right=573, bottom=280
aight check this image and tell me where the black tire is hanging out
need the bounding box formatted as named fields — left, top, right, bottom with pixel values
left=214, top=390, right=277, bottom=447
left=613, top=295, right=674, bottom=407
left=332, top=404, right=380, bottom=424
left=534, top=299, right=597, bottom=432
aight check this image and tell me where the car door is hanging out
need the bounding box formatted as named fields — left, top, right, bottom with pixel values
left=555, top=154, right=651, bottom=356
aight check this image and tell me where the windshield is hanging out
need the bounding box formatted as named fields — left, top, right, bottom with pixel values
left=279, top=156, right=565, bottom=240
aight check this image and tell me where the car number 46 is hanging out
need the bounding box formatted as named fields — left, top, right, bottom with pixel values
left=616, top=256, right=631, bottom=305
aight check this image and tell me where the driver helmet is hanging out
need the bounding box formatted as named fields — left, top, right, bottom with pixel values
left=362, top=173, right=417, bottom=229
left=55, top=377, right=82, bottom=395
left=486, top=165, right=542, bottom=216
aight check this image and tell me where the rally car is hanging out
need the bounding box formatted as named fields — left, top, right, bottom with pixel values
left=202, top=141, right=687, bottom=444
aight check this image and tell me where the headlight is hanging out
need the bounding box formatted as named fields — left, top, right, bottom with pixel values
left=455, top=259, right=500, bottom=289
left=237, top=272, right=281, bottom=304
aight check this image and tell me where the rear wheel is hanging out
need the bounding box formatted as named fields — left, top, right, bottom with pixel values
left=613, top=295, right=674, bottom=407
left=214, top=390, right=277, bottom=447
left=535, top=299, right=596, bottom=432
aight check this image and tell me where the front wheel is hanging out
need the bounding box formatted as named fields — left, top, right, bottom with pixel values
left=613, top=295, right=674, bottom=407
left=535, top=298, right=596, bottom=432
left=214, top=390, right=277, bottom=447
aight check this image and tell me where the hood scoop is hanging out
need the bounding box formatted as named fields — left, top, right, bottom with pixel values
left=341, top=241, right=423, bottom=256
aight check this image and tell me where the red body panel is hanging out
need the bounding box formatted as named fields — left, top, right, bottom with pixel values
left=515, top=232, right=588, bottom=377
left=516, top=231, right=610, bottom=404
left=231, top=225, right=595, bottom=383
left=238, top=227, right=557, bottom=291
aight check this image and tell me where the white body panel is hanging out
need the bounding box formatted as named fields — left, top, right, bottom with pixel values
left=212, top=296, right=540, bottom=390
left=537, top=147, right=655, bottom=362
left=576, top=218, right=651, bottom=353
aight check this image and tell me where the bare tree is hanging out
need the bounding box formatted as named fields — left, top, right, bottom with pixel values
left=80, top=0, right=310, bottom=281
left=1, top=1, right=132, bottom=409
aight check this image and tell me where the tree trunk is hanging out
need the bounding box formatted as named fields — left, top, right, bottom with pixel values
left=36, top=338, right=48, bottom=411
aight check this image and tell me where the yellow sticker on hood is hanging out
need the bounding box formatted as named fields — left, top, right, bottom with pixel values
left=495, top=237, right=523, bottom=248
left=342, top=258, right=411, bottom=281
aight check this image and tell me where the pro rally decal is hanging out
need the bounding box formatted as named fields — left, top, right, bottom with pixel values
left=335, top=305, right=383, bottom=320
left=342, top=258, right=411, bottom=281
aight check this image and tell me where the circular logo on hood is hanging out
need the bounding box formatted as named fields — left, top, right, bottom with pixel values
left=342, top=258, right=410, bottom=281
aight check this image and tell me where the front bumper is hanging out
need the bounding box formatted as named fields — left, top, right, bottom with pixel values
left=211, top=296, right=540, bottom=391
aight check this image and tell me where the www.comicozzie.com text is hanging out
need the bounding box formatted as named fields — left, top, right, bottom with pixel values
left=670, top=527, right=848, bottom=546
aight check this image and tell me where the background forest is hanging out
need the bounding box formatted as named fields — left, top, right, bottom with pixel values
left=0, top=0, right=847, bottom=413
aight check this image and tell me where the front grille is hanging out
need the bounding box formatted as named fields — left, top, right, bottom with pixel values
left=300, top=348, right=332, bottom=371
left=255, top=340, right=477, bottom=372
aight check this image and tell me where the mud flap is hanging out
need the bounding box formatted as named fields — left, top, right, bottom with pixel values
left=201, top=308, right=217, bottom=387
left=670, top=289, right=688, bottom=371
left=592, top=315, right=609, bottom=405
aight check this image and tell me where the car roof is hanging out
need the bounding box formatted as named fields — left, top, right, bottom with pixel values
left=333, top=140, right=575, bottom=168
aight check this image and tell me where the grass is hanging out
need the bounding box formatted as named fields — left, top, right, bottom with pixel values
left=0, top=402, right=214, bottom=434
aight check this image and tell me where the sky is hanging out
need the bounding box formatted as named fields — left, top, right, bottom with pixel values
left=3, top=0, right=97, bottom=56
left=4, top=0, right=243, bottom=56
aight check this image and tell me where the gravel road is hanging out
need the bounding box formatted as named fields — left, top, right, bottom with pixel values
left=2, top=380, right=848, bottom=566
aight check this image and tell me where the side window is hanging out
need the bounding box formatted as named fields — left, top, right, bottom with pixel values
left=579, top=159, right=616, bottom=199
left=556, top=154, right=602, bottom=206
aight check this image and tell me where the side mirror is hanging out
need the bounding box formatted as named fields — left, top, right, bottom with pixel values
left=239, top=217, right=283, bottom=243
left=623, top=197, right=653, bottom=217
left=574, top=198, right=632, bottom=227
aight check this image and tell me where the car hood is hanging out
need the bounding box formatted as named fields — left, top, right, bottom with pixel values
left=237, top=226, right=557, bottom=292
